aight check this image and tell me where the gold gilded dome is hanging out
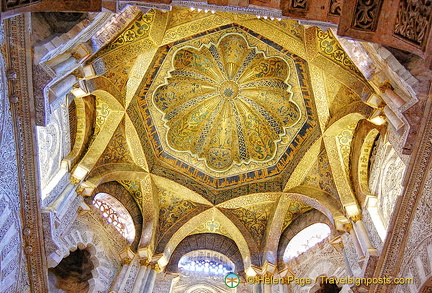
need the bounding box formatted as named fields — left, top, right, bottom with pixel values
left=153, top=34, right=301, bottom=171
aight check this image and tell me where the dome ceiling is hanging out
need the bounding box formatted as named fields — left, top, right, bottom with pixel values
left=56, top=7, right=377, bottom=270
left=137, top=24, right=318, bottom=188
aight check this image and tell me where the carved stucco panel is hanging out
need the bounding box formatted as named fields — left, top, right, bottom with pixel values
left=369, top=135, right=407, bottom=229
left=399, top=166, right=432, bottom=288
left=0, top=30, right=30, bottom=293
left=49, top=209, right=126, bottom=292
left=37, top=105, right=71, bottom=191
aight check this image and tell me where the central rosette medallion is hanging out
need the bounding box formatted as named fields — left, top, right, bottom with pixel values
left=152, top=33, right=302, bottom=171
left=219, top=81, right=239, bottom=100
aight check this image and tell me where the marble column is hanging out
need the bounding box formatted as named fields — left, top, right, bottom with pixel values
left=353, top=219, right=376, bottom=255
left=350, top=227, right=365, bottom=260
left=253, top=282, right=263, bottom=293
left=141, top=263, right=159, bottom=293
left=263, top=283, right=273, bottom=293
left=109, top=257, right=133, bottom=293
left=131, top=259, right=150, bottom=293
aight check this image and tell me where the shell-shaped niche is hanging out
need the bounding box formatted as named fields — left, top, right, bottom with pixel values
left=153, top=33, right=301, bottom=171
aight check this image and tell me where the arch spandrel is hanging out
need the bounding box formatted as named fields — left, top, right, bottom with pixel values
left=155, top=186, right=213, bottom=253
left=151, top=174, right=214, bottom=206
left=87, top=82, right=125, bottom=110
left=305, top=27, right=374, bottom=99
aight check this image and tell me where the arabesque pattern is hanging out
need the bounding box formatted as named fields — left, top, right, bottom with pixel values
left=153, top=33, right=301, bottom=171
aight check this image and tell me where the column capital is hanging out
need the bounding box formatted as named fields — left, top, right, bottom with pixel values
left=150, top=262, right=162, bottom=273
left=121, top=257, right=133, bottom=266
left=350, top=214, right=362, bottom=222
left=139, top=258, right=150, bottom=266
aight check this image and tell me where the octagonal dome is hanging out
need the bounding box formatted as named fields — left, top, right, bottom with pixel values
left=153, top=34, right=301, bottom=171
left=138, top=25, right=318, bottom=187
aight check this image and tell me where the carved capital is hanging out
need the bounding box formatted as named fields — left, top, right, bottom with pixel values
left=151, top=262, right=162, bottom=273
left=343, top=222, right=354, bottom=233
left=70, top=176, right=81, bottom=185
left=350, top=214, right=362, bottom=222
left=121, top=257, right=132, bottom=266
left=139, top=258, right=150, bottom=267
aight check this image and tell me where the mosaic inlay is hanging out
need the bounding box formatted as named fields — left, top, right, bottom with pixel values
left=137, top=24, right=318, bottom=188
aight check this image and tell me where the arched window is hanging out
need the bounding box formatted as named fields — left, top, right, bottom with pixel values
left=178, top=250, right=234, bottom=276
left=283, top=223, right=331, bottom=262
left=93, top=193, right=135, bottom=243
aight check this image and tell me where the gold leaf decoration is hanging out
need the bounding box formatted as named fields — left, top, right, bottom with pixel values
left=158, top=188, right=198, bottom=233
left=153, top=33, right=300, bottom=171
left=190, top=219, right=232, bottom=239
left=97, top=123, right=134, bottom=165
left=282, top=202, right=313, bottom=231
left=118, top=180, right=143, bottom=210
left=317, top=29, right=362, bottom=76
left=302, top=149, right=339, bottom=198
left=227, top=202, right=274, bottom=246
left=100, top=10, right=155, bottom=54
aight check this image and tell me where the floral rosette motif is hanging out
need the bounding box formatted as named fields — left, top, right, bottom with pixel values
left=153, top=34, right=300, bottom=171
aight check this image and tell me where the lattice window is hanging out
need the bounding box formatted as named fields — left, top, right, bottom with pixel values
left=179, top=250, right=234, bottom=276
left=93, top=193, right=135, bottom=242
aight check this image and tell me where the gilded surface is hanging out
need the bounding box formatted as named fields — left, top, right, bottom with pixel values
left=163, top=13, right=231, bottom=44
left=325, top=76, right=360, bottom=118
left=302, top=149, right=339, bottom=199
left=138, top=24, right=317, bottom=187
left=316, top=29, right=362, bottom=77
left=94, top=98, right=111, bottom=136
left=102, top=57, right=137, bottom=94
left=323, top=114, right=364, bottom=211
left=189, top=219, right=232, bottom=239
left=157, top=187, right=205, bottom=235
left=336, top=121, right=357, bottom=174
left=308, top=64, right=330, bottom=132
left=153, top=33, right=300, bottom=171
left=271, top=19, right=303, bottom=40
left=61, top=7, right=383, bottom=270
left=281, top=201, right=312, bottom=231
left=97, top=122, right=134, bottom=165
left=225, top=202, right=274, bottom=246
left=119, top=180, right=143, bottom=211
left=99, top=10, right=156, bottom=54
left=167, top=7, right=210, bottom=28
